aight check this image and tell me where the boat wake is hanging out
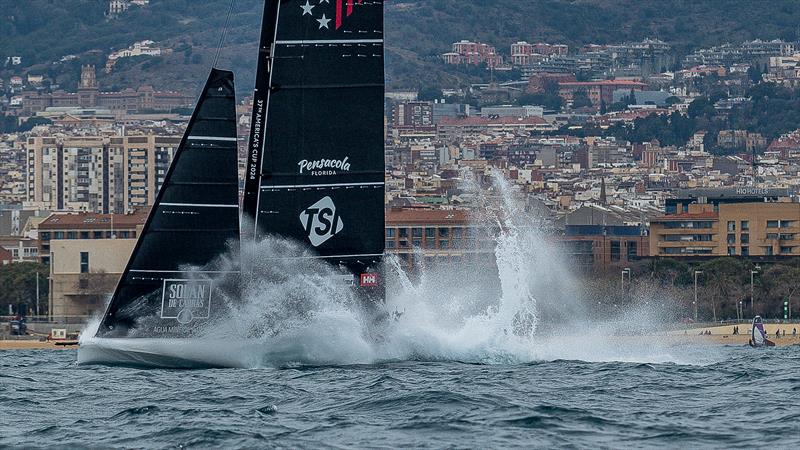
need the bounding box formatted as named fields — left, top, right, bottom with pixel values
left=80, top=175, right=717, bottom=368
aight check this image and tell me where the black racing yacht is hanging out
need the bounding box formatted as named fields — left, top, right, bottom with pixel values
left=78, top=0, right=385, bottom=366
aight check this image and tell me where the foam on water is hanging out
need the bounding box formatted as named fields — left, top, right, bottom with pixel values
left=80, top=174, right=719, bottom=368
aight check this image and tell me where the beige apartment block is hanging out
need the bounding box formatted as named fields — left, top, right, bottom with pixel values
left=25, top=135, right=181, bottom=214
left=49, top=238, right=135, bottom=323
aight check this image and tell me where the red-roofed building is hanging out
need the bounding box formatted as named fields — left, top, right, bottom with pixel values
left=558, top=80, right=647, bottom=105
left=385, top=208, right=494, bottom=266
left=37, top=210, right=148, bottom=263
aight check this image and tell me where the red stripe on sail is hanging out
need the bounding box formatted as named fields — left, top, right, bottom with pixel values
left=336, top=0, right=343, bottom=29
left=347, top=0, right=353, bottom=17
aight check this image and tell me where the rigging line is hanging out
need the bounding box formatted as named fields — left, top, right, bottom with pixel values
left=213, top=0, right=238, bottom=68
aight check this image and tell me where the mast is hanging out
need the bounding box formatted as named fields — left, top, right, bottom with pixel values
left=96, top=69, right=240, bottom=338
left=242, top=0, right=280, bottom=225
left=243, top=0, right=385, bottom=301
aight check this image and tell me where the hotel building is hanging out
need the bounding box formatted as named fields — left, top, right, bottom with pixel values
left=649, top=189, right=800, bottom=257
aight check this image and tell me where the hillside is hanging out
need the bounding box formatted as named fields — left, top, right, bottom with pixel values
left=1, top=0, right=800, bottom=96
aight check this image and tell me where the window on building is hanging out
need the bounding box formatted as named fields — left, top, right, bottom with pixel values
left=398, top=228, right=408, bottom=238
left=780, top=246, right=795, bottom=254
left=399, top=240, right=408, bottom=248
left=79, top=278, right=89, bottom=289
left=767, top=220, right=779, bottom=228
left=93, top=231, right=103, bottom=239
left=119, top=231, right=130, bottom=238
left=727, top=221, right=735, bottom=232
left=727, top=234, right=736, bottom=244
left=439, top=228, right=449, bottom=238
left=425, top=228, right=435, bottom=239
left=54, top=231, right=64, bottom=239
left=741, top=246, right=749, bottom=256
left=386, top=228, right=395, bottom=238
left=611, top=241, right=620, bottom=261
left=425, top=239, right=435, bottom=249
left=765, top=246, right=774, bottom=256
left=40, top=232, right=51, bottom=241
left=80, top=252, right=89, bottom=273
left=727, top=246, right=736, bottom=256
left=412, top=227, right=423, bottom=238
left=767, top=233, right=779, bottom=240
left=439, top=240, right=448, bottom=249
left=741, top=221, right=749, bottom=231
left=385, top=240, right=396, bottom=249
left=412, top=239, right=422, bottom=248
left=780, top=220, right=796, bottom=228
left=452, top=228, right=462, bottom=238
left=67, top=231, right=77, bottom=239
left=741, top=233, right=749, bottom=244
left=780, top=234, right=795, bottom=240
left=627, top=241, right=638, bottom=260
left=80, top=231, right=89, bottom=239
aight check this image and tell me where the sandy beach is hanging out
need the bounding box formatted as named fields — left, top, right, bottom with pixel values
left=0, top=340, right=79, bottom=350
left=2, top=322, right=799, bottom=350
left=669, top=323, right=800, bottom=347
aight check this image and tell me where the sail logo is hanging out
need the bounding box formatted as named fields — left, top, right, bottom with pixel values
left=297, top=157, right=350, bottom=176
left=160, top=279, right=212, bottom=324
left=299, top=0, right=365, bottom=31
left=299, top=196, right=343, bottom=247
left=360, top=273, right=379, bottom=287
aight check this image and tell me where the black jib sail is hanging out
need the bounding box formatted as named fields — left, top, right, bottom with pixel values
left=96, top=69, right=240, bottom=338
left=243, top=0, right=385, bottom=300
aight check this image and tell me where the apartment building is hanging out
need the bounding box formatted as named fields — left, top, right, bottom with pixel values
left=385, top=208, right=495, bottom=267
left=26, top=135, right=181, bottom=213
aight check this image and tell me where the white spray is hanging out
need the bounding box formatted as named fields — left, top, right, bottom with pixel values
left=80, top=174, right=719, bottom=367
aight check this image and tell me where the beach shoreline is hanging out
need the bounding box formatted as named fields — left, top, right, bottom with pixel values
left=2, top=322, right=799, bottom=350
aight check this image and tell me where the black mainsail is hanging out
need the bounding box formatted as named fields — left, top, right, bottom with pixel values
left=96, top=69, right=240, bottom=338
left=243, top=0, right=385, bottom=300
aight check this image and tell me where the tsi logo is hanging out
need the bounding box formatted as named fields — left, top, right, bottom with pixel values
left=299, top=196, right=344, bottom=247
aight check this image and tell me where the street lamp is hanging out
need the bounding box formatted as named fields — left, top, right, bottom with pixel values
left=621, top=267, right=631, bottom=300
left=694, top=270, right=703, bottom=322
left=750, top=268, right=760, bottom=315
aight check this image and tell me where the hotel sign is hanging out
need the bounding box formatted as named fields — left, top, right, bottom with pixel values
left=734, top=188, right=770, bottom=196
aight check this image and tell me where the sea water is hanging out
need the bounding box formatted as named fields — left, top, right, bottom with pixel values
left=6, top=175, right=800, bottom=446
left=2, top=347, right=800, bottom=448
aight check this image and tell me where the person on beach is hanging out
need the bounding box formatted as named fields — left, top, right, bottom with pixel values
left=793, top=328, right=797, bottom=336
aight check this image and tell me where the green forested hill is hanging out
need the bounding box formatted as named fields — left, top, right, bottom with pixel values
left=1, top=0, right=799, bottom=94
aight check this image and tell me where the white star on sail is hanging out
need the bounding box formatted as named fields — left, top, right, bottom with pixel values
left=317, top=13, right=331, bottom=29
left=300, top=0, right=314, bottom=15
